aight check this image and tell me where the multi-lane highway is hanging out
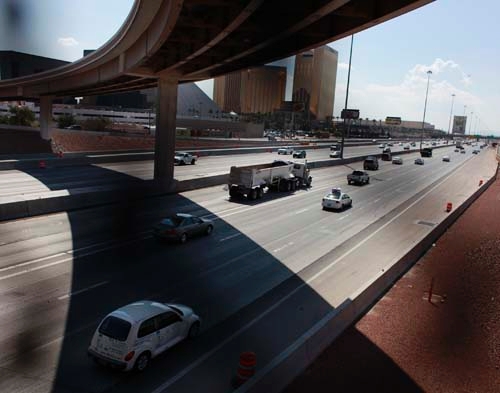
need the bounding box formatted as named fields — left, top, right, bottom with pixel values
left=0, top=142, right=443, bottom=203
left=0, top=145, right=493, bottom=393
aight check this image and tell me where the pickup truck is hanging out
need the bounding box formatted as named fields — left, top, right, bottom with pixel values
left=174, top=151, right=197, bottom=165
left=347, top=170, right=370, bottom=185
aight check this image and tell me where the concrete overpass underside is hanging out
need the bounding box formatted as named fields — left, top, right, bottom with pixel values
left=0, top=0, right=433, bottom=188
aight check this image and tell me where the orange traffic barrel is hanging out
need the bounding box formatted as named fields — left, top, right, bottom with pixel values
left=446, top=202, right=452, bottom=212
left=38, top=160, right=46, bottom=169
left=233, top=351, right=257, bottom=387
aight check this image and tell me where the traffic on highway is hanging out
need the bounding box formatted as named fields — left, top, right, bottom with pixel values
left=0, top=142, right=494, bottom=393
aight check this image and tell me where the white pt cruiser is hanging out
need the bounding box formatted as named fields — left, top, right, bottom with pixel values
left=88, top=300, right=200, bottom=371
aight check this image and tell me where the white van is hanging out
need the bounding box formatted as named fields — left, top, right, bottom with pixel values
left=88, top=300, right=200, bottom=371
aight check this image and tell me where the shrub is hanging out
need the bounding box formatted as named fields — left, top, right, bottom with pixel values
left=57, top=113, right=76, bottom=128
left=82, top=117, right=112, bottom=131
left=8, top=105, right=35, bottom=126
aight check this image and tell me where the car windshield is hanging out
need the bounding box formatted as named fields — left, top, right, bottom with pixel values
left=160, top=216, right=183, bottom=227
left=98, top=316, right=131, bottom=341
left=353, top=171, right=363, bottom=176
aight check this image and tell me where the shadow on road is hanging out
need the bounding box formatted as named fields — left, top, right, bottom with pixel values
left=1, top=163, right=423, bottom=393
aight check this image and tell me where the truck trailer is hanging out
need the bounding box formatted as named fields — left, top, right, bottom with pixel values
left=228, top=160, right=312, bottom=200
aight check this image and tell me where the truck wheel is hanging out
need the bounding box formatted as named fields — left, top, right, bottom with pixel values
left=286, top=181, right=292, bottom=192
left=229, top=186, right=239, bottom=198
left=295, top=179, right=300, bottom=189
left=348, top=180, right=352, bottom=185
left=191, top=159, right=196, bottom=165
left=248, top=189, right=258, bottom=200
left=257, top=188, right=264, bottom=199
left=180, top=161, right=185, bottom=166
left=307, top=177, right=312, bottom=187
left=290, top=180, right=296, bottom=191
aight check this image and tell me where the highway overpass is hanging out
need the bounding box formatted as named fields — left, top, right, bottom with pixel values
left=0, top=0, right=434, bottom=188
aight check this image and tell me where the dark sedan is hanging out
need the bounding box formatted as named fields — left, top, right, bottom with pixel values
left=293, top=150, right=307, bottom=158
left=153, top=213, right=213, bottom=243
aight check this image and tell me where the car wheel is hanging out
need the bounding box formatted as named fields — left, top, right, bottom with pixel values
left=180, top=161, right=185, bottom=166
left=257, top=187, right=264, bottom=199
left=188, top=322, right=201, bottom=338
left=180, top=233, right=188, bottom=244
left=134, top=352, right=150, bottom=372
left=348, top=180, right=351, bottom=185
left=349, top=200, right=353, bottom=207
left=367, top=178, right=370, bottom=184
left=205, top=225, right=213, bottom=235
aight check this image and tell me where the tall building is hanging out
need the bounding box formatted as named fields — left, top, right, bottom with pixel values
left=292, top=45, right=338, bottom=120
left=213, top=65, right=287, bottom=114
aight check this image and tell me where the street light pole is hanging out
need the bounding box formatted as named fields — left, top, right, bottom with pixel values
left=420, top=70, right=432, bottom=151
left=468, top=111, right=474, bottom=135
left=341, top=34, right=354, bottom=159
left=447, top=93, right=456, bottom=139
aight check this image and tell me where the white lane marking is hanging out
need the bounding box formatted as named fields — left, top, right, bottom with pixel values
left=0, top=252, right=66, bottom=273
left=338, top=213, right=351, bottom=221
left=57, top=281, right=108, bottom=300
left=0, top=235, right=152, bottom=281
left=273, top=242, right=294, bottom=253
left=294, top=208, right=310, bottom=215
left=150, top=159, right=469, bottom=393
left=219, top=233, right=242, bottom=242
left=373, top=198, right=381, bottom=204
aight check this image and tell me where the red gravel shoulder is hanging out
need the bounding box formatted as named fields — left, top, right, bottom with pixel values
left=284, top=170, right=500, bottom=393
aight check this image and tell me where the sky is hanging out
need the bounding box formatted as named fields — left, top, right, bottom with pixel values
left=0, top=0, right=499, bottom=135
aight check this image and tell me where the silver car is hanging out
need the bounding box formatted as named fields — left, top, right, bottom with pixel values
left=154, top=213, right=213, bottom=243
left=322, top=188, right=352, bottom=210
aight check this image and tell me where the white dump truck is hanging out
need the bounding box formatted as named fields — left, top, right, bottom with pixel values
left=228, top=160, right=312, bottom=200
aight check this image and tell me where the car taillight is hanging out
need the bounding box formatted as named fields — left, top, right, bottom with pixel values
left=124, top=351, right=135, bottom=361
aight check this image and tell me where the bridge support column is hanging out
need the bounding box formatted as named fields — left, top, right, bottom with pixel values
left=154, top=77, right=178, bottom=190
left=39, top=95, right=54, bottom=140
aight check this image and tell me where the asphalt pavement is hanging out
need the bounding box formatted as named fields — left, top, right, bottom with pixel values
left=0, top=145, right=495, bottom=393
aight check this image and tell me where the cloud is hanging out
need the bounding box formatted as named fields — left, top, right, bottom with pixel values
left=334, top=58, right=482, bottom=130
left=57, top=37, right=79, bottom=47
left=406, top=58, right=472, bottom=87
